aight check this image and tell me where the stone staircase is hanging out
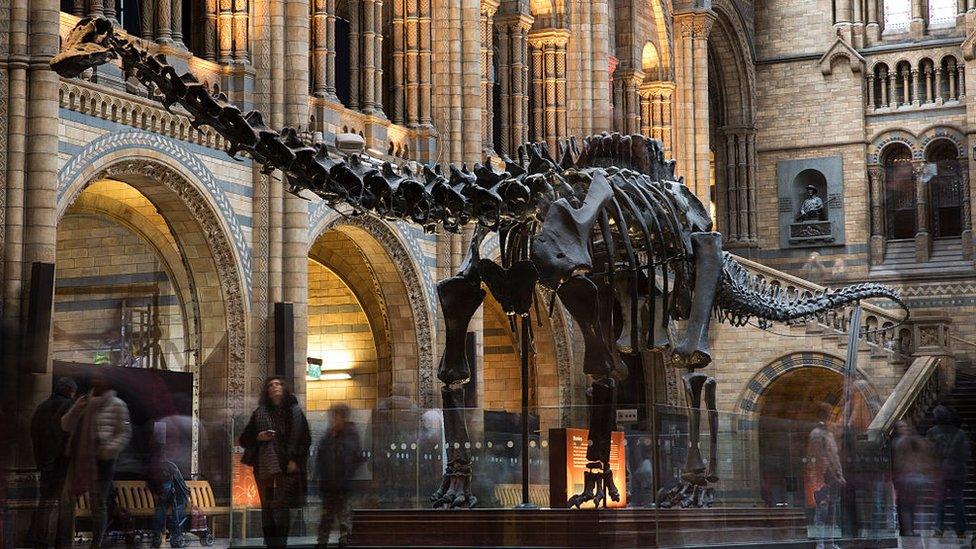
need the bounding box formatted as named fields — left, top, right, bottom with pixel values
left=913, top=373, right=976, bottom=536
left=871, top=239, right=972, bottom=278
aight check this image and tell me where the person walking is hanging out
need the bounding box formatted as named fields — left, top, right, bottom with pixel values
left=28, top=377, right=77, bottom=548
left=62, top=373, right=132, bottom=548
left=240, top=377, right=311, bottom=549
left=890, top=420, right=933, bottom=537
left=315, top=403, right=363, bottom=549
left=806, top=420, right=845, bottom=549
left=926, top=404, right=971, bottom=538
left=148, top=445, right=189, bottom=548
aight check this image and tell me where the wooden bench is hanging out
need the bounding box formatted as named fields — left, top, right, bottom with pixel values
left=74, top=479, right=229, bottom=526
left=493, top=483, right=550, bottom=508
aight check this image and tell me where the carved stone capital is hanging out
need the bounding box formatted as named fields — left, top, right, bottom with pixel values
left=495, top=12, right=534, bottom=32
left=480, top=0, right=500, bottom=17
left=674, top=11, right=715, bottom=39
left=528, top=28, right=571, bottom=49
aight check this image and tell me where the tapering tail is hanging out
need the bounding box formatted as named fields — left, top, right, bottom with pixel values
left=714, top=253, right=909, bottom=327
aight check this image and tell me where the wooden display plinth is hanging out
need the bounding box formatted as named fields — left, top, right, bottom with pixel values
left=351, top=507, right=808, bottom=548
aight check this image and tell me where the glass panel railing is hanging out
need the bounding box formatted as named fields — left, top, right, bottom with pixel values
left=220, top=403, right=899, bottom=547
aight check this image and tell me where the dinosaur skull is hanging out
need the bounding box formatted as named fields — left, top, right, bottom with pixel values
left=51, top=17, right=117, bottom=78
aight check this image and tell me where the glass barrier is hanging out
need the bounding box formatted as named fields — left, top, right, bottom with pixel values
left=219, top=403, right=899, bottom=547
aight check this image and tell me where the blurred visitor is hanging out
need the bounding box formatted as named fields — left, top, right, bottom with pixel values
left=806, top=419, right=844, bottom=549
left=240, top=377, right=311, bottom=549
left=890, top=420, right=932, bottom=537
left=28, top=377, right=76, bottom=549
left=148, top=439, right=189, bottom=548
left=62, top=372, right=132, bottom=548
left=926, top=404, right=970, bottom=538
left=315, top=403, right=363, bottom=549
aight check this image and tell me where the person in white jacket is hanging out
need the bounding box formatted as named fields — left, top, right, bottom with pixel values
left=62, top=372, right=132, bottom=548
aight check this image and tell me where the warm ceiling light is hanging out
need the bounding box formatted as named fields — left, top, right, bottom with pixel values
left=320, top=372, right=352, bottom=381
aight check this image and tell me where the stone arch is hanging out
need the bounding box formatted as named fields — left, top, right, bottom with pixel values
left=734, top=352, right=883, bottom=420
left=919, top=125, right=967, bottom=158
left=308, top=211, right=436, bottom=407
left=66, top=192, right=197, bottom=366
left=647, top=0, right=672, bottom=78
left=867, top=128, right=920, bottom=164
left=57, top=157, right=249, bottom=416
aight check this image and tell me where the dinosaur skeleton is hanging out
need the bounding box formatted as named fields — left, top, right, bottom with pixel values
left=52, top=17, right=910, bottom=509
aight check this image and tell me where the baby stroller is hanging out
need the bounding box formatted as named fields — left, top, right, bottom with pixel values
left=177, top=505, right=215, bottom=546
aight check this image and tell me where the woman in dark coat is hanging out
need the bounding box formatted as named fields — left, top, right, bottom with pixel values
left=240, top=377, right=311, bottom=549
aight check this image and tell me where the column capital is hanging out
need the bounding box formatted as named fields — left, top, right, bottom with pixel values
left=639, top=80, right=676, bottom=97
left=495, top=12, right=534, bottom=32
left=528, top=28, right=571, bottom=48
left=481, top=0, right=500, bottom=17
left=673, top=10, right=715, bottom=39
left=867, top=164, right=884, bottom=179
left=615, top=68, right=646, bottom=86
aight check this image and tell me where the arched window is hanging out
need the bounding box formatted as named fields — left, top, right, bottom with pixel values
left=894, top=61, right=913, bottom=105
left=883, top=144, right=917, bottom=240
left=929, top=0, right=957, bottom=28
left=873, top=63, right=889, bottom=108
left=883, top=0, right=911, bottom=34
left=918, top=58, right=935, bottom=104
left=926, top=140, right=963, bottom=238
left=941, top=56, right=961, bottom=101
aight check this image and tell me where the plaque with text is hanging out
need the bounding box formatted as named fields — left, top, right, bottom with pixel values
left=549, top=427, right=627, bottom=508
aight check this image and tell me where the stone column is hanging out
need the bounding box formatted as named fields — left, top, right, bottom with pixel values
left=868, top=165, right=886, bottom=263
left=312, top=0, right=330, bottom=98
left=390, top=0, right=405, bottom=122
left=936, top=67, right=944, bottom=104
left=962, top=167, right=973, bottom=259
left=914, top=161, right=931, bottom=261
left=926, top=67, right=934, bottom=103
left=866, top=0, right=880, bottom=41
left=88, top=0, right=104, bottom=18
left=496, top=13, right=533, bottom=154
left=959, top=64, right=966, bottom=99
left=233, top=0, right=249, bottom=62
left=950, top=60, right=958, bottom=99
left=589, top=0, right=611, bottom=132
left=418, top=0, right=432, bottom=126
left=156, top=0, right=173, bottom=42
left=143, top=0, right=156, bottom=41
left=639, top=81, right=675, bottom=153
left=219, top=0, right=233, bottom=62
left=349, top=2, right=360, bottom=110
left=103, top=0, right=117, bottom=23
left=372, top=0, right=385, bottom=117
left=72, top=0, right=85, bottom=16
left=172, top=0, right=184, bottom=48
left=529, top=29, right=570, bottom=152
left=867, top=74, right=876, bottom=110
left=205, top=0, right=218, bottom=60
left=911, top=0, right=926, bottom=35
left=481, top=0, right=499, bottom=153
left=361, top=0, right=378, bottom=113
left=617, top=69, right=643, bottom=135
left=285, top=0, right=311, bottom=398
left=902, top=67, right=910, bottom=104
left=673, top=10, right=714, bottom=207
left=884, top=68, right=892, bottom=107
left=911, top=68, right=920, bottom=106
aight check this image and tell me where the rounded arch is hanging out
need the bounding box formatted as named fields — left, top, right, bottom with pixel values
left=735, top=352, right=883, bottom=419
left=867, top=129, right=920, bottom=164
left=308, top=211, right=436, bottom=407
left=919, top=125, right=967, bottom=158
left=641, top=42, right=662, bottom=80
left=57, top=132, right=252, bottom=286
left=57, top=156, right=249, bottom=414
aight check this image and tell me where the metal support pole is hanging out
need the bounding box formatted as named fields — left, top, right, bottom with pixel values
left=840, top=305, right=862, bottom=537
left=517, top=313, right=537, bottom=508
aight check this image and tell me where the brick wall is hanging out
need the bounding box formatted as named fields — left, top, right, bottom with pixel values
left=54, top=213, right=186, bottom=371
left=307, top=259, right=379, bottom=411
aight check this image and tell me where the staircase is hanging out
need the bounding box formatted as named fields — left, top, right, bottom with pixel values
left=871, top=239, right=971, bottom=278
left=915, top=373, right=976, bottom=534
